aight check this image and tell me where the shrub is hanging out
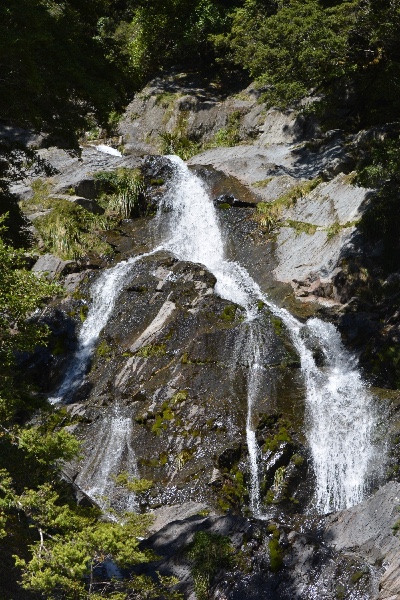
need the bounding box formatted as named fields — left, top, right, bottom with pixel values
left=187, top=531, right=235, bottom=600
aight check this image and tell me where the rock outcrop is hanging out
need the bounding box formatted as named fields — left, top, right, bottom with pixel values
left=12, top=73, right=400, bottom=600
left=57, top=251, right=308, bottom=515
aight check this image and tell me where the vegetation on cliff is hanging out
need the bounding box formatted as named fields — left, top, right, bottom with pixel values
left=1, top=0, right=400, bottom=598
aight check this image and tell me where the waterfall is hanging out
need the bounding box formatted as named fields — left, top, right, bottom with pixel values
left=50, top=250, right=159, bottom=510
left=49, top=249, right=158, bottom=404
left=162, top=155, right=380, bottom=515
left=53, top=154, right=380, bottom=515
left=74, top=405, right=139, bottom=515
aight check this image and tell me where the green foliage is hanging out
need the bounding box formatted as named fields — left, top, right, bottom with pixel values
left=326, top=221, right=341, bottom=240
left=135, top=343, right=167, bottom=358
left=171, top=390, right=188, bottom=405
left=254, top=178, right=322, bottom=232
left=216, top=0, right=400, bottom=127
left=0, top=1, right=131, bottom=227
left=270, top=316, right=283, bottom=336
left=113, top=472, right=153, bottom=493
left=210, top=111, right=243, bottom=148
left=218, top=469, right=248, bottom=511
left=252, top=178, right=273, bottom=188
left=356, top=136, right=400, bottom=272
left=0, top=230, right=61, bottom=422
left=263, top=423, right=292, bottom=453
left=159, top=132, right=201, bottom=161
left=0, top=221, right=172, bottom=599
left=272, top=466, right=286, bottom=492
left=221, top=304, right=237, bottom=322
left=392, top=519, right=400, bottom=534
left=149, top=398, right=178, bottom=436
left=351, top=570, right=365, bottom=584
left=268, top=537, right=283, bottom=572
left=18, top=426, right=80, bottom=466
left=123, top=573, right=183, bottom=600
left=325, top=220, right=357, bottom=240
left=286, top=220, right=318, bottom=236
left=118, top=0, right=232, bottom=82
left=95, top=339, right=112, bottom=359
left=357, top=139, right=400, bottom=188
left=14, top=485, right=153, bottom=599
left=0, top=0, right=128, bottom=142
left=187, top=531, right=235, bottom=600
left=95, top=168, right=146, bottom=218
left=222, top=0, right=354, bottom=107
left=175, top=448, right=195, bottom=470
left=34, top=199, right=113, bottom=260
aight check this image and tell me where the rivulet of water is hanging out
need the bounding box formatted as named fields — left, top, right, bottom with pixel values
left=74, top=405, right=139, bottom=516
left=49, top=249, right=159, bottom=404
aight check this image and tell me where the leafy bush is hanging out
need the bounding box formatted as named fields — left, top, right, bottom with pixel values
left=268, top=537, right=283, bottom=572
left=34, top=199, right=112, bottom=260
left=95, top=168, right=145, bottom=218
left=159, top=132, right=200, bottom=161
left=356, top=136, right=400, bottom=272
left=187, top=531, right=235, bottom=600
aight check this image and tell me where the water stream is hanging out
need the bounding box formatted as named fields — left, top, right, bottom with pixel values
left=74, top=405, right=139, bottom=515
left=53, top=155, right=381, bottom=515
left=49, top=249, right=158, bottom=405
left=161, top=156, right=379, bottom=515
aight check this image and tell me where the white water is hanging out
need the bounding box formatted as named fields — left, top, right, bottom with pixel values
left=161, top=156, right=379, bottom=515
left=49, top=250, right=158, bottom=404
left=74, top=405, right=139, bottom=515
left=94, top=144, right=122, bottom=157
left=52, top=154, right=380, bottom=515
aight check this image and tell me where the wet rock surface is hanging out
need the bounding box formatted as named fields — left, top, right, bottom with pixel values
left=134, top=502, right=380, bottom=600
left=60, top=251, right=307, bottom=513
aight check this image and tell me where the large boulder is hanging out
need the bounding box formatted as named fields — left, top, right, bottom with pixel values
left=325, top=482, right=400, bottom=600
left=32, top=253, right=76, bottom=280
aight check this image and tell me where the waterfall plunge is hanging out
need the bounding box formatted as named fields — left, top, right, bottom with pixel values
left=53, top=154, right=381, bottom=515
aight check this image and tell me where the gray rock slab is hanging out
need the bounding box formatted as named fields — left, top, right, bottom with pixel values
left=188, top=144, right=297, bottom=194
left=75, top=178, right=100, bottom=200
left=148, top=502, right=210, bottom=534
left=325, top=482, right=400, bottom=600
left=272, top=173, right=369, bottom=285
left=26, top=209, right=53, bottom=221
left=10, top=146, right=141, bottom=200
left=188, top=139, right=351, bottom=186
left=32, top=253, right=75, bottom=280
left=284, top=173, right=369, bottom=226
left=64, top=271, right=88, bottom=293
left=273, top=227, right=355, bottom=284
left=51, top=194, right=104, bottom=215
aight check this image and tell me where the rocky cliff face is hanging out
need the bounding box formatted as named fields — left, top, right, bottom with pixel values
left=16, top=73, right=400, bottom=600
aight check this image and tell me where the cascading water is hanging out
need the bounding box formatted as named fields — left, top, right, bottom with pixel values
left=50, top=250, right=159, bottom=508
left=232, top=322, right=270, bottom=516
left=160, top=155, right=380, bottom=515
left=49, top=250, right=158, bottom=405
left=53, top=154, right=381, bottom=516
left=74, top=405, right=139, bottom=515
